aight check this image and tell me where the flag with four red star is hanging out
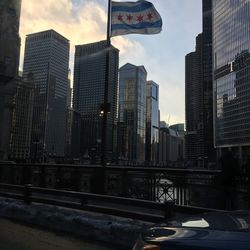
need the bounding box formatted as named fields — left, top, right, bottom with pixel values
left=111, top=0, right=162, bottom=37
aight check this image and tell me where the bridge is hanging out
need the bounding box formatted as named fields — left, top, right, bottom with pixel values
left=0, top=163, right=249, bottom=248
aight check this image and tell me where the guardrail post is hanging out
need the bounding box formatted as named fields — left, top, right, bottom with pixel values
left=122, top=169, right=128, bottom=197
left=24, top=184, right=32, bottom=204
left=164, top=200, right=174, bottom=218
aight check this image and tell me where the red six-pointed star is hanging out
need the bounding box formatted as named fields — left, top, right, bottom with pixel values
left=117, top=14, right=123, bottom=21
left=147, top=12, right=153, bottom=20
left=127, top=14, right=133, bottom=22
left=137, top=15, right=144, bottom=22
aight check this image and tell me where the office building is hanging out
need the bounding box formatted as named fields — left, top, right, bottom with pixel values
left=118, top=63, right=147, bottom=163
left=23, top=30, right=70, bottom=160
left=213, top=0, right=250, bottom=167
left=9, top=76, right=34, bottom=160
left=185, top=0, right=215, bottom=167
left=73, top=40, right=119, bottom=160
left=145, top=81, right=159, bottom=164
left=0, top=0, right=22, bottom=160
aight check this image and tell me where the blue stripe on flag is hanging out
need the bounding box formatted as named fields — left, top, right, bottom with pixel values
left=111, top=20, right=162, bottom=31
left=111, top=2, right=153, bottom=13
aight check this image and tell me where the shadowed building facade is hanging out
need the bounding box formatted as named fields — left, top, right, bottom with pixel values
left=0, top=0, right=22, bottom=160
left=23, top=30, right=70, bottom=160
left=146, top=80, right=159, bottom=164
left=9, top=75, right=34, bottom=160
left=213, top=0, right=250, bottom=168
left=185, top=0, right=215, bottom=167
left=118, top=63, right=146, bottom=163
left=73, top=41, right=119, bottom=161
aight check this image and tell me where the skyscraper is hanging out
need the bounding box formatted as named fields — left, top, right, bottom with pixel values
left=146, top=80, right=159, bottom=164
left=73, top=40, right=119, bottom=160
left=213, top=0, right=250, bottom=167
left=23, top=30, right=70, bottom=159
left=185, top=35, right=202, bottom=164
left=118, top=63, right=147, bottom=163
left=0, top=0, right=22, bottom=160
left=185, top=0, right=215, bottom=167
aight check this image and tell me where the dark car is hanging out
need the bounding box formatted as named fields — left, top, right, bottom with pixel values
left=133, top=211, right=250, bottom=250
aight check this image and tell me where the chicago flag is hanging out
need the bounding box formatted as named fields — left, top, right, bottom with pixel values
left=111, top=0, right=162, bottom=37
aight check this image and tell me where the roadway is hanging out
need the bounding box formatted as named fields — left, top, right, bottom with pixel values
left=0, top=218, right=120, bottom=250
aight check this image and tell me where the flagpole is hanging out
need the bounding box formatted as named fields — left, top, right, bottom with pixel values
left=107, top=0, right=111, bottom=43
left=101, top=0, right=111, bottom=167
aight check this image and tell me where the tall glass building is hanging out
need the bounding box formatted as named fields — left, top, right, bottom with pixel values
left=146, top=80, right=159, bottom=164
left=118, top=63, right=146, bottom=163
left=73, top=41, right=119, bottom=159
left=213, top=0, right=250, bottom=165
left=23, top=30, right=70, bottom=159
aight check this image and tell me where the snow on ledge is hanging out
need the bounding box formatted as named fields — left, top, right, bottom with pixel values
left=0, top=198, right=152, bottom=248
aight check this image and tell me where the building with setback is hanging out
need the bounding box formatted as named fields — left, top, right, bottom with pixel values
left=23, top=30, right=69, bottom=160
left=213, top=0, right=250, bottom=168
left=185, top=0, right=215, bottom=167
left=73, top=40, right=119, bottom=160
left=118, top=63, right=147, bottom=163
left=146, top=80, right=159, bottom=164
left=0, top=0, right=22, bottom=160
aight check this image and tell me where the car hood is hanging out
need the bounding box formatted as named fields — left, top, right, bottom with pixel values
left=158, top=210, right=250, bottom=232
left=143, top=226, right=250, bottom=249
left=141, top=211, right=250, bottom=249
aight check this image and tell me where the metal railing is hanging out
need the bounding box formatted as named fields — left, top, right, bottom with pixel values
left=1, top=163, right=250, bottom=210
left=0, top=182, right=222, bottom=222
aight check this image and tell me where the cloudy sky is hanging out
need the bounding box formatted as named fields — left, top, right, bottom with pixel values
left=19, top=0, right=202, bottom=125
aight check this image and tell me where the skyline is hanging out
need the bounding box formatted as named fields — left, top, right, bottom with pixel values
left=19, top=0, right=202, bottom=125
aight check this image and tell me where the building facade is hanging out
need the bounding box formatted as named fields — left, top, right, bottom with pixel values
left=213, top=0, right=250, bottom=168
left=0, top=0, right=21, bottom=79
left=9, top=76, right=34, bottom=160
left=118, top=63, right=147, bottom=163
left=185, top=0, right=215, bottom=167
left=23, top=30, right=70, bottom=160
left=0, top=0, right=22, bottom=160
left=185, top=49, right=200, bottom=163
left=159, top=125, right=184, bottom=165
left=145, top=80, right=159, bottom=164
left=73, top=40, right=119, bottom=161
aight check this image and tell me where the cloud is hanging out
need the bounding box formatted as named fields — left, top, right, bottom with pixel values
left=20, top=0, right=108, bottom=69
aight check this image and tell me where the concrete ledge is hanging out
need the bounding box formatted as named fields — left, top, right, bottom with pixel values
left=0, top=198, right=152, bottom=248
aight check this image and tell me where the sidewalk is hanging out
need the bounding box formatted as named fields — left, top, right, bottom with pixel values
left=0, top=218, right=117, bottom=250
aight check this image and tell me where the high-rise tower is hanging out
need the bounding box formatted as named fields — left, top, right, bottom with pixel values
left=118, top=63, right=147, bottom=163
left=73, top=40, right=119, bottom=160
left=23, top=30, right=70, bottom=159
left=146, top=80, right=159, bottom=164
left=185, top=0, right=215, bottom=167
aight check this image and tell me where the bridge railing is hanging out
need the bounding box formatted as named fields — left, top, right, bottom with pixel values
left=0, top=163, right=249, bottom=210
left=0, top=182, right=223, bottom=222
